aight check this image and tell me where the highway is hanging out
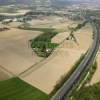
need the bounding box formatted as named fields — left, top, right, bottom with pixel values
left=51, top=22, right=100, bottom=100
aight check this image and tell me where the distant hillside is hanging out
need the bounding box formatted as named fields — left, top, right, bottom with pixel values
left=51, top=0, right=92, bottom=7
left=0, top=0, right=12, bottom=5
left=51, top=0, right=71, bottom=6
left=0, top=0, right=99, bottom=5
left=0, top=0, right=86, bottom=5
left=0, top=0, right=60, bottom=5
left=0, top=0, right=33, bottom=5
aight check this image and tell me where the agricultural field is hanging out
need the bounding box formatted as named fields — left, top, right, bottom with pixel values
left=0, top=26, right=43, bottom=76
left=0, top=77, right=50, bottom=100
left=0, top=1, right=100, bottom=100
left=0, top=15, right=93, bottom=95
left=0, top=6, right=18, bottom=13
left=0, top=6, right=30, bottom=16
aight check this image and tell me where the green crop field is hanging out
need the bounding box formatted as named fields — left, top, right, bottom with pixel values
left=0, top=77, right=50, bottom=100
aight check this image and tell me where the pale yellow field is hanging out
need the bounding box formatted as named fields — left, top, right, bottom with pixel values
left=9, top=22, right=22, bottom=28
left=28, top=16, right=72, bottom=29
left=0, top=28, right=42, bottom=76
left=75, top=24, right=93, bottom=50
left=0, top=9, right=30, bottom=16
left=52, top=32, right=69, bottom=44
left=28, top=19, right=52, bottom=27
left=52, top=23, right=93, bottom=51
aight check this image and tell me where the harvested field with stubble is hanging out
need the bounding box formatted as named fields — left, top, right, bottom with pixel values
left=0, top=28, right=43, bottom=76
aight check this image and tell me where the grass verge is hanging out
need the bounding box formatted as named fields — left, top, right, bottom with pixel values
left=72, top=82, right=100, bottom=100
left=67, top=60, right=98, bottom=100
